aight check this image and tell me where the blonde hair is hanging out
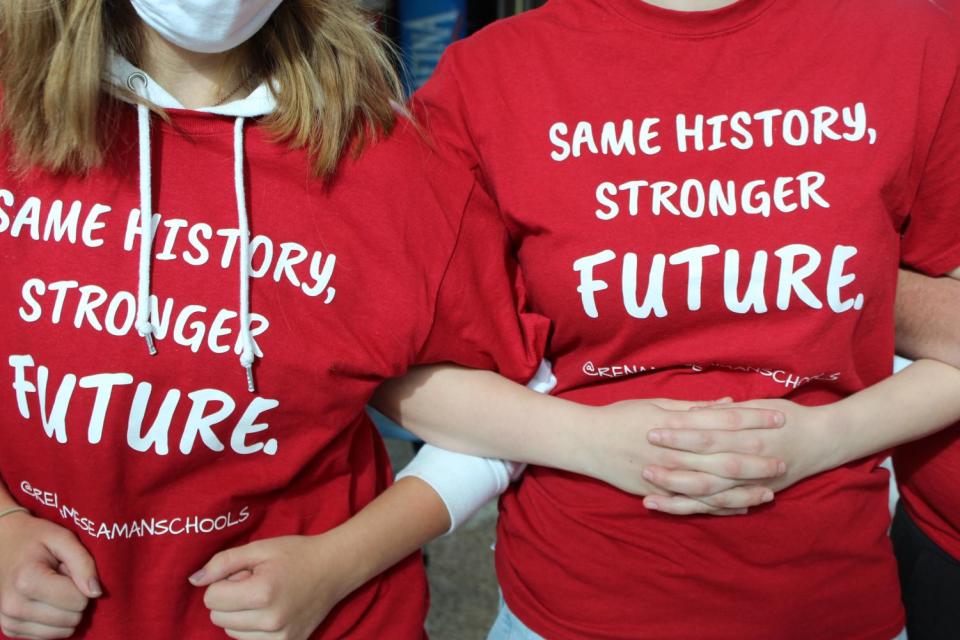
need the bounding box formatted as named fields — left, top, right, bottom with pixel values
left=0, top=0, right=405, bottom=176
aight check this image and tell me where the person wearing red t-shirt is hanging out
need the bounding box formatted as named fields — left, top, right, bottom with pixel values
left=892, top=273, right=960, bottom=640
left=889, top=0, right=960, bottom=631
left=0, top=2, right=805, bottom=639
left=373, top=0, right=960, bottom=639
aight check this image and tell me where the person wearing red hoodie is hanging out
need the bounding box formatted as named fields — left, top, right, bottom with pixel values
left=0, top=2, right=797, bottom=639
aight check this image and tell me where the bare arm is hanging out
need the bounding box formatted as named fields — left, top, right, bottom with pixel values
left=373, top=367, right=591, bottom=473
left=895, top=269, right=960, bottom=367
left=193, top=476, right=452, bottom=639
left=644, top=359, right=960, bottom=509
left=830, top=359, right=960, bottom=458
left=372, top=365, right=786, bottom=498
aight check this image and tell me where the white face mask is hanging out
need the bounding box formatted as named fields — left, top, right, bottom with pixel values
left=131, top=0, right=284, bottom=54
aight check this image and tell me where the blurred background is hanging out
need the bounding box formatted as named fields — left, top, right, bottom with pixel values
left=362, top=0, right=547, bottom=91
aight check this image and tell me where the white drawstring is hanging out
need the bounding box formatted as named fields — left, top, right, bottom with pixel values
left=129, top=72, right=258, bottom=391
left=133, top=86, right=157, bottom=356
left=234, top=117, right=257, bottom=393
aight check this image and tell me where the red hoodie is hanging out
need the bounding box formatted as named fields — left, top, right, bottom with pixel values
left=0, top=65, right=547, bottom=638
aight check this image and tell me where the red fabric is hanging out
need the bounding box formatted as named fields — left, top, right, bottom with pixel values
left=893, top=0, right=960, bottom=567
left=0, top=107, right=547, bottom=639
left=896, top=429, right=960, bottom=561
left=413, top=0, right=960, bottom=638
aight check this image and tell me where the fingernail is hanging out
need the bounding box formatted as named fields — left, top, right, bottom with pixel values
left=188, top=570, right=205, bottom=586
left=736, top=509, right=748, bottom=515
left=642, top=468, right=655, bottom=481
left=772, top=412, right=785, bottom=426
left=648, top=431, right=662, bottom=444
left=778, top=462, right=787, bottom=475
left=645, top=500, right=660, bottom=511
left=88, top=577, right=102, bottom=597
left=717, top=397, right=734, bottom=404
left=761, top=491, right=774, bottom=503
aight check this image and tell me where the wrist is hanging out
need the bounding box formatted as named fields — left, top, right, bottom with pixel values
left=0, top=507, right=30, bottom=534
left=304, top=529, right=369, bottom=604
left=813, top=402, right=857, bottom=470
left=542, top=399, right=597, bottom=476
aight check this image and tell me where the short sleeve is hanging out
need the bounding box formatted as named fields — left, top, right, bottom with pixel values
left=901, top=32, right=960, bottom=276
left=401, top=46, right=548, bottom=381
left=414, top=176, right=549, bottom=384
left=410, top=46, right=485, bottom=176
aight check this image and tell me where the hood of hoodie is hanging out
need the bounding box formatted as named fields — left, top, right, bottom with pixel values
left=106, top=53, right=278, bottom=117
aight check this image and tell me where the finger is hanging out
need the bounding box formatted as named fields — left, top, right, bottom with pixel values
left=0, top=614, right=74, bottom=639
left=651, top=397, right=733, bottom=411
left=663, top=407, right=784, bottom=430
left=642, top=467, right=740, bottom=496
left=204, top=574, right=273, bottom=612
left=191, top=545, right=264, bottom=587
left=667, top=451, right=785, bottom=480
left=43, top=531, right=101, bottom=599
left=696, top=486, right=776, bottom=510
left=15, top=564, right=88, bottom=613
left=1, top=596, right=82, bottom=630
left=211, top=608, right=284, bottom=632
left=225, top=631, right=280, bottom=640
left=649, top=428, right=773, bottom=456
left=643, top=495, right=748, bottom=517
left=228, top=570, right=254, bottom=581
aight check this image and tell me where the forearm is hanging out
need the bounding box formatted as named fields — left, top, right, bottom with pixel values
left=372, top=366, right=587, bottom=473
left=895, top=269, right=960, bottom=366
left=397, top=445, right=523, bottom=533
left=314, top=477, right=450, bottom=603
left=832, top=359, right=960, bottom=465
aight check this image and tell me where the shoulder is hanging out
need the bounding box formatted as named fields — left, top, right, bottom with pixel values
left=838, top=0, right=959, bottom=51
left=335, top=114, right=479, bottom=235
left=441, top=3, right=574, bottom=73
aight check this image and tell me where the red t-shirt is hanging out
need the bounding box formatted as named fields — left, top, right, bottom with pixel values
left=896, top=429, right=960, bottom=561
left=893, top=0, right=960, bottom=566
left=413, top=1, right=960, bottom=638
left=0, top=106, right=547, bottom=639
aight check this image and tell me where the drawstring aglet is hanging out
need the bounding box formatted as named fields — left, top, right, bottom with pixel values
left=245, top=366, right=256, bottom=393
left=144, top=333, right=157, bottom=356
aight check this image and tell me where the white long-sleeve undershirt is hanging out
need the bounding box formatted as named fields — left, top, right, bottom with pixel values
left=395, top=360, right=556, bottom=534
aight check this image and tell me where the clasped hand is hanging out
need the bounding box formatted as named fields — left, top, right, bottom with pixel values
left=578, top=397, right=838, bottom=516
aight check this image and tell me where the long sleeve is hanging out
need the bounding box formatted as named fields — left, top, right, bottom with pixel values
left=396, top=360, right=556, bottom=534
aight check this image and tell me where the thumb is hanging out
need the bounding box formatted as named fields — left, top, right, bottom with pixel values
left=190, top=544, right=262, bottom=587
left=45, top=531, right=101, bottom=598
